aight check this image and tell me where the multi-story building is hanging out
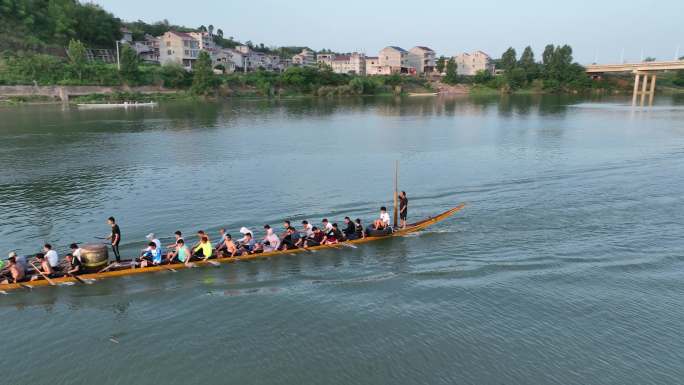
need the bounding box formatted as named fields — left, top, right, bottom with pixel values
left=366, top=56, right=390, bottom=75
left=159, top=31, right=201, bottom=70
left=292, top=48, right=316, bottom=66
left=133, top=34, right=160, bottom=63
left=453, top=51, right=495, bottom=75
left=408, top=46, right=436, bottom=74
left=378, top=46, right=411, bottom=74
left=316, top=53, right=335, bottom=67
left=330, top=52, right=366, bottom=75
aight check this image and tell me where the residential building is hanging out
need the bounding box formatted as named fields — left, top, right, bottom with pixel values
left=292, top=48, right=316, bottom=66
left=133, top=34, right=160, bottom=63
left=159, top=31, right=201, bottom=70
left=378, top=46, right=412, bottom=74
left=330, top=52, right=366, bottom=75
left=453, top=51, right=495, bottom=76
left=188, top=32, right=217, bottom=55
left=317, top=53, right=335, bottom=67
left=408, top=46, right=436, bottom=74
left=120, top=27, right=133, bottom=44
left=366, top=56, right=391, bottom=75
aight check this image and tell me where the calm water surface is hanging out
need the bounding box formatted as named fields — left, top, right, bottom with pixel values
left=1, top=94, right=683, bottom=385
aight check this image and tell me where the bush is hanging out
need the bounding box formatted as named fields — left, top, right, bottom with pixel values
left=160, top=63, right=191, bottom=88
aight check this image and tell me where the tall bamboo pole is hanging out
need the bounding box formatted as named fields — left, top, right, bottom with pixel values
left=393, top=160, right=399, bottom=228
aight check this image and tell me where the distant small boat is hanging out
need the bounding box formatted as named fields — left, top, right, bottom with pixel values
left=77, top=102, right=158, bottom=109
left=408, top=92, right=438, bottom=97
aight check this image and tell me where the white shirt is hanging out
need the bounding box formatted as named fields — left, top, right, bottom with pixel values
left=303, top=224, right=314, bottom=238
left=152, top=239, right=162, bottom=250
left=323, top=222, right=333, bottom=232
left=45, top=250, right=59, bottom=268
left=263, top=230, right=280, bottom=251
left=72, top=248, right=82, bottom=262
left=380, top=212, right=391, bottom=226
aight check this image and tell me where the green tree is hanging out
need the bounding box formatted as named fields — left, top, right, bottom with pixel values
left=119, top=44, right=140, bottom=84
left=542, top=44, right=555, bottom=66
left=643, top=57, right=656, bottom=62
left=436, top=56, right=447, bottom=73
left=518, top=46, right=538, bottom=81
left=216, top=28, right=223, bottom=38
left=500, top=47, right=517, bottom=72
left=506, top=67, right=527, bottom=89
left=443, top=58, right=459, bottom=84
left=473, top=69, right=493, bottom=84
left=67, top=39, right=87, bottom=81
left=191, top=50, right=217, bottom=95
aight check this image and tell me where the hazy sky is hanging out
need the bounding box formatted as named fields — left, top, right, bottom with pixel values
left=94, top=0, right=684, bottom=64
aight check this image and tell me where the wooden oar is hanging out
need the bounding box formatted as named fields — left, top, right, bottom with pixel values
left=30, top=262, right=56, bottom=286
left=67, top=273, right=87, bottom=284
left=338, top=242, right=358, bottom=249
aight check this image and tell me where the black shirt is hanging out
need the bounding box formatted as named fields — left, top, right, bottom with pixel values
left=355, top=223, right=363, bottom=237
left=343, top=222, right=356, bottom=236
left=70, top=257, right=82, bottom=274
left=111, top=224, right=121, bottom=245
left=400, top=196, right=408, bottom=213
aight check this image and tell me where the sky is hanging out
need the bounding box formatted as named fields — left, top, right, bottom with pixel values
left=93, top=0, right=684, bottom=64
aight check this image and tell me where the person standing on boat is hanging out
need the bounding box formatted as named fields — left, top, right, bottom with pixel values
left=399, top=191, right=408, bottom=229
left=106, top=217, right=122, bottom=263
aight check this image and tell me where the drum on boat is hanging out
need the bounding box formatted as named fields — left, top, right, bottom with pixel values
left=80, top=243, right=109, bottom=271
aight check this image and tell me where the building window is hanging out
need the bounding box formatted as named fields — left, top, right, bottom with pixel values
left=166, top=41, right=171, bottom=47
left=167, top=50, right=172, bottom=55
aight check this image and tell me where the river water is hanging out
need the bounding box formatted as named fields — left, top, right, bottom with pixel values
left=1, top=94, right=683, bottom=385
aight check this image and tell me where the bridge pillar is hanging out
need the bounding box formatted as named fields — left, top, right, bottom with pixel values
left=632, top=73, right=640, bottom=106
left=640, top=73, right=649, bottom=106
left=649, top=74, right=657, bottom=106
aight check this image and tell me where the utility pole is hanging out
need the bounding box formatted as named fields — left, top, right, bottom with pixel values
left=116, top=40, right=121, bottom=70
left=676, top=45, right=681, bottom=61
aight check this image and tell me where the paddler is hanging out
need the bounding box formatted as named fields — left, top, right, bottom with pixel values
left=215, top=228, right=229, bottom=255
left=64, top=253, right=83, bottom=275
left=43, top=244, right=60, bottom=271
left=220, top=233, right=238, bottom=257
left=106, top=217, right=122, bottom=263
left=343, top=217, right=357, bottom=240
left=0, top=256, right=26, bottom=284
left=303, top=226, right=324, bottom=248
left=30, top=253, right=54, bottom=281
left=192, top=235, right=213, bottom=260
left=165, top=231, right=184, bottom=262
left=70, top=243, right=83, bottom=263
left=172, top=239, right=192, bottom=266
left=261, top=225, right=280, bottom=252
left=139, top=242, right=162, bottom=268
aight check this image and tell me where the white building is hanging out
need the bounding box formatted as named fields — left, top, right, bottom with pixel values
left=331, top=53, right=366, bottom=75
left=292, top=48, right=316, bottom=66
left=453, top=51, right=495, bottom=76
left=408, top=46, right=436, bottom=74
left=159, top=31, right=201, bottom=70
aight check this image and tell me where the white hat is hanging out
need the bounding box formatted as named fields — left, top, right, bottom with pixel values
left=8, top=251, right=17, bottom=258
left=146, top=233, right=155, bottom=240
left=239, top=227, right=251, bottom=235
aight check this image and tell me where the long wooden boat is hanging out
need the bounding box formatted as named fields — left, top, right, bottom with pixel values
left=0, top=204, right=464, bottom=292
left=77, top=102, right=157, bottom=109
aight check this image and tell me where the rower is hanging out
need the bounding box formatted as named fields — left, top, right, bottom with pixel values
left=8, top=251, right=27, bottom=272
left=262, top=225, right=280, bottom=252
left=43, top=244, right=60, bottom=271
left=139, top=242, right=162, bottom=268
left=191, top=230, right=209, bottom=251
left=165, top=231, right=183, bottom=262
left=0, top=256, right=26, bottom=284
left=172, top=239, right=192, bottom=265
left=64, top=253, right=83, bottom=275
left=106, top=217, right=122, bottom=263
left=192, top=235, right=213, bottom=260
left=301, top=220, right=314, bottom=238
left=30, top=253, right=54, bottom=281
left=321, top=219, right=333, bottom=234
left=355, top=218, right=365, bottom=239
left=215, top=228, right=229, bottom=255
left=304, top=226, right=324, bottom=248
left=238, top=232, right=256, bottom=254
left=343, top=217, right=357, bottom=240
left=70, top=243, right=83, bottom=263
left=399, top=191, right=408, bottom=228
left=146, top=233, right=162, bottom=251
left=220, top=234, right=238, bottom=257
left=323, top=223, right=343, bottom=244
left=280, top=227, right=299, bottom=250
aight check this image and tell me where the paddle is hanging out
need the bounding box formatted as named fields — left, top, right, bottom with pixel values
left=98, top=262, right=118, bottom=273
left=30, top=262, right=56, bottom=286
left=67, top=272, right=86, bottom=284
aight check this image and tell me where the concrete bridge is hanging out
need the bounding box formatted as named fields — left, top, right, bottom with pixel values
left=585, top=60, right=684, bottom=106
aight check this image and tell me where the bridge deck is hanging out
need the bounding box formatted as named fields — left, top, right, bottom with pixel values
left=586, top=61, right=684, bottom=73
